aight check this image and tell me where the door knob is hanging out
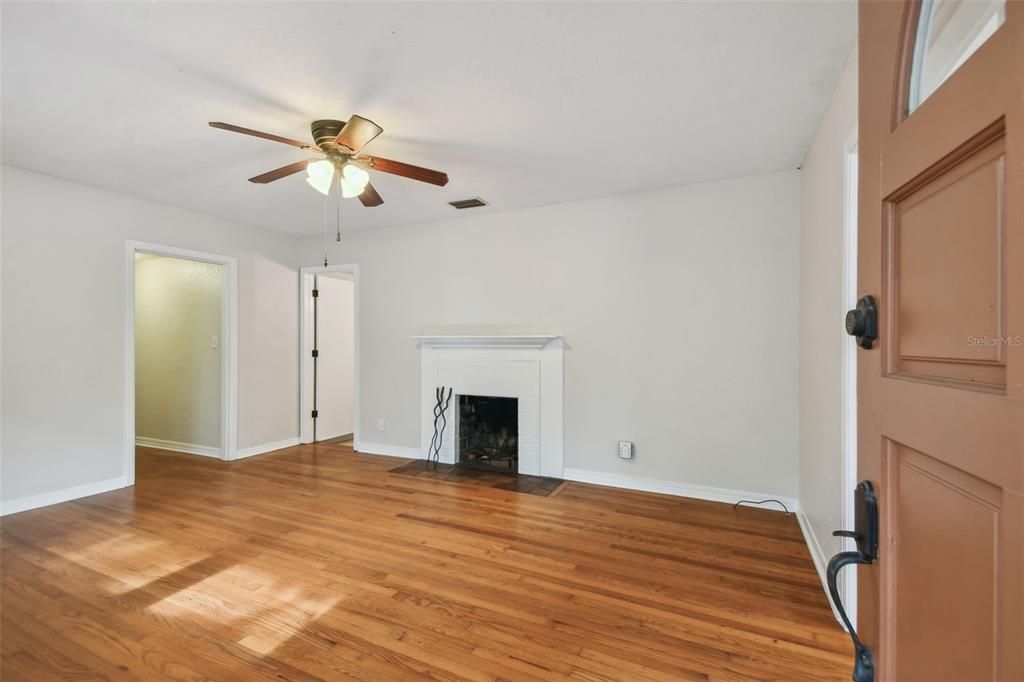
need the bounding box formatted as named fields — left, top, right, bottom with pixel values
left=846, top=296, right=878, bottom=349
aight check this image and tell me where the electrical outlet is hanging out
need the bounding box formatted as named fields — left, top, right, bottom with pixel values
left=618, top=441, right=633, bottom=459
left=210, top=335, right=219, bottom=350
left=377, top=418, right=386, bottom=432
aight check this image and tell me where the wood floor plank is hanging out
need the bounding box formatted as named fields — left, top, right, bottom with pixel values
left=0, top=444, right=851, bottom=680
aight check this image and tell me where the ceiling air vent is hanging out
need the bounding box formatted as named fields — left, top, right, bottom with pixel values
left=449, top=197, right=488, bottom=209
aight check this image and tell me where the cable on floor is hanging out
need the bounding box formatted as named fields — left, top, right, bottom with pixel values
left=732, top=499, right=791, bottom=514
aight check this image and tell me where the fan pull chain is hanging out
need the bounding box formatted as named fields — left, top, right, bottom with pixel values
left=336, top=176, right=343, bottom=243
left=322, top=182, right=329, bottom=267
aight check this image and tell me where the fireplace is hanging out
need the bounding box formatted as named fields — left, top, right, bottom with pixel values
left=456, top=395, right=518, bottom=471
left=416, top=334, right=565, bottom=478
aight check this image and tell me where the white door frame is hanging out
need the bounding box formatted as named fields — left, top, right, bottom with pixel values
left=125, top=240, right=239, bottom=485
left=839, top=131, right=859, bottom=628
left=298, top=263, right=360, bottom=446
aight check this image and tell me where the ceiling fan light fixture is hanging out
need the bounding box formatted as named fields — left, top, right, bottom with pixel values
left=306, top=159, right=335, bottom=195
left=339, top=162, right=370, bottom=198
left=340, top=181, right=364, bottom=198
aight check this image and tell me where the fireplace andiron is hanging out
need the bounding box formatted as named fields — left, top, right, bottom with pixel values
left=427, top=386, right=453, bottom=469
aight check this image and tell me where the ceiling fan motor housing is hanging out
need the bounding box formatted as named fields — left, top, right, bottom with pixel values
left=311, top=119, right=349, bottom=152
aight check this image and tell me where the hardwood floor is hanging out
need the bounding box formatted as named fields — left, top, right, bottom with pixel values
left=1, top=444, right=851, bottom=681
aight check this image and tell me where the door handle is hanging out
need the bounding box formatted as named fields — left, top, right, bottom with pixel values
left=827, top=481, right=878, bottom=682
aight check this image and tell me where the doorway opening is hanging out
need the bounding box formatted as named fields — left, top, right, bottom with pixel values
left=299, top=264, right=359, bottom=447
left=126, top=241, right=238, bottom=485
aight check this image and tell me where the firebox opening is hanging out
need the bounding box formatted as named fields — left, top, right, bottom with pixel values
left=457, top=395, right=518, bottom=472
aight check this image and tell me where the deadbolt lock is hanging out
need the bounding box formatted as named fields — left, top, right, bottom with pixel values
left=845, top=296, right=878, bottom=349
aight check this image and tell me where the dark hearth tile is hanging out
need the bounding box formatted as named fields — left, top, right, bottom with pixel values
left=389, top=461, right=563, bottom=497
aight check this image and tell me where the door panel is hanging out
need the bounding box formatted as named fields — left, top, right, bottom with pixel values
left=859, top=1, right=1022, bottom=680
left=885, top=131, right=1006, bottom=389
left=884, top=440, right=1001, bottom=681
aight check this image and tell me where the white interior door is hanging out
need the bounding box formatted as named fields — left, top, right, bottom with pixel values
left=314, top=275, right=355, bottom=441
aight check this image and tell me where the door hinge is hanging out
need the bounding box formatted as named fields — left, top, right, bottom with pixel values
left=311, top=349, right=319, bottom=358
left=312, top=289, right=319, bottom=298
left=311, top=410, right=318, bottom=419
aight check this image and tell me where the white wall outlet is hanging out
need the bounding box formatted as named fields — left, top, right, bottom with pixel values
left=618, top=441, right=633, bottom=459
left=377, top=418, right=386, bottom=432
left=210, top=335, right=219, bottom=350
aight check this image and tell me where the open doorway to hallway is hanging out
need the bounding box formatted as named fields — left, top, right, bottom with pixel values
left=126, top=242, right=238, bottom=484
left=299, top=264, right=359, bottom=447
left=312, top=272, right=355, bottom=444
left=134, top=253, right=224, bottom=461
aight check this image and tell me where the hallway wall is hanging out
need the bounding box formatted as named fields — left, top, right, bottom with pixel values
left=135, top=255, right=223, bottom=452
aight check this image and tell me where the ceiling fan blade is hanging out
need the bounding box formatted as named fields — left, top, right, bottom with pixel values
left=334, top=115, right=383, bottom=153
left=210, top=122, right=320, bottom=152
left=354, top=155, right=449, bottom=187
left=359, top=182, right=383, bottom=207
left=248, top=159, right=314, bottom=183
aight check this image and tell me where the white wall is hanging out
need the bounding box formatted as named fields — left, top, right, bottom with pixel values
left=135, top=255, right=223, bottom=450
left=798, top=44, right=858, bottom=566
left=1, top=166, right=299, bottom=508
left=0, top=158, right=828, bottom=512
left=299, top=171, right=801, bottom=499
left=315, top=274, right=355, bottom=441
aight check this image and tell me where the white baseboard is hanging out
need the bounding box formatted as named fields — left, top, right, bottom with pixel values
left=562, top=468, right=799, bottom=512
left=234, top=437, right=300, bottom=460
left=796, top=509, right=847, bottom=629
left=1, top=475, right=128, bottom=517
left=136, top=437, right=221, bottom=459
left=320, top=432, right=353, bottom=442
left=354, top=440, right=424, bottom=460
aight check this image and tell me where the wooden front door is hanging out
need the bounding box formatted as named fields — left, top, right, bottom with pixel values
left=858, top=1, right=1022, bottom=680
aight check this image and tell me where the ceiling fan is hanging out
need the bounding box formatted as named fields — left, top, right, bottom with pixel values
left=209, top=115, right=449, bottom=207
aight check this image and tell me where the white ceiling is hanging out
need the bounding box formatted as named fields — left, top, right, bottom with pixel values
left=1, top=2, right=856, bottom=236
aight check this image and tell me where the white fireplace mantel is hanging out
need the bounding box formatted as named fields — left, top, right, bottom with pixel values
left=412, top=335, right=560, bottom=350
left=417, top=334, right=564, bottom=477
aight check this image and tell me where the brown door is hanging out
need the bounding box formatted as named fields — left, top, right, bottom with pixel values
left=857, top=1, right=1023, bottom=680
